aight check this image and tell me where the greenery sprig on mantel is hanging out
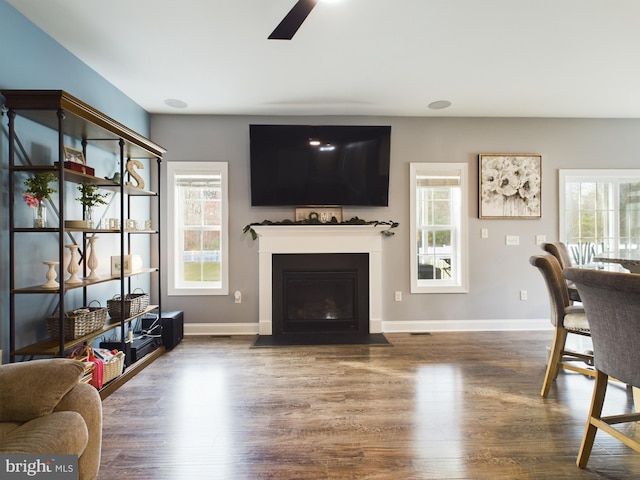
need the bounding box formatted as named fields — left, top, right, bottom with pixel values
left=242, top=216, right=399, bottom=241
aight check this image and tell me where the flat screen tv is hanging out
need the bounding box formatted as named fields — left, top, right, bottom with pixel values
left=249, top=124, right=391, bottom=206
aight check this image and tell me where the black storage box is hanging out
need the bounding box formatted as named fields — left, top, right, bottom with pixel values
left=142, top=310, right=184, bottom=350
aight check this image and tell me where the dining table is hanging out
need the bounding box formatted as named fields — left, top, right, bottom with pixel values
left=593, top=251, right=640, bottom=273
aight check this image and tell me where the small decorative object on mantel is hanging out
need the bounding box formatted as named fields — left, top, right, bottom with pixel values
left=23, top=171, right=57, bottom=228
left=243, top=217, right=399, bottom=241
left=479, top=153, right=541, bottom=219
left=76, top=183, right=109, bottom=228
left=295, top=207, right=343, bottom=223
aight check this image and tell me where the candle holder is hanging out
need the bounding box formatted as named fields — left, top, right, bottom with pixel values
left=65, top=244, right=82, bottom=284
left=86, top=236, right=99, bottom=280
left=42, top=260, right=59, bottom=289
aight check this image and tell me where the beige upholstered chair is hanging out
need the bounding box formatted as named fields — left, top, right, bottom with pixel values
left=0, top=359, right=102, bottom=480
left=564, top=267, right=640, bottom=468
left=529, top=254, right=593, bottom=397
left=541, top=242, right=581, bottom=302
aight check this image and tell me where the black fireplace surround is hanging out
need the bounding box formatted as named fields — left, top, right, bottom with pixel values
left=272, top=253, right=369, bottom=336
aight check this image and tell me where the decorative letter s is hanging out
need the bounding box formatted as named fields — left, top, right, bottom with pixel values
left=126, top=159, right=145, bottom=190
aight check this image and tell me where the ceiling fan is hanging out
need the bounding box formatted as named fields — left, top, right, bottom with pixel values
left=269, top=0, right=318, bottom=40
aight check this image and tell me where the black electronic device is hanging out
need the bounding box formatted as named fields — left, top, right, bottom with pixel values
left=100, top=335, right=161, bottom=367
left=249, top=125, right=391, bottom=207
left=159, top=311, right=184, bottom=350
left=140, top=311, right=183, bottom=350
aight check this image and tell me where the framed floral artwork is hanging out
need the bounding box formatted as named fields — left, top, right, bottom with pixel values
left=479, top=154, right=541, bottom=219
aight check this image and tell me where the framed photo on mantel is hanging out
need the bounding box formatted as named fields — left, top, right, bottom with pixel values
left=479, top=154, right=542, bottom=219
left=295, top=207, right=343, bottom=223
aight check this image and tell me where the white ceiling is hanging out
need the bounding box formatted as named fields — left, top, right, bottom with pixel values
left=8, top=0, right=640, bottom=117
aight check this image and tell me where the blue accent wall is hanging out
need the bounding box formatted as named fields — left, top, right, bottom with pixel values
left=0, top=0, right=151, bottom=361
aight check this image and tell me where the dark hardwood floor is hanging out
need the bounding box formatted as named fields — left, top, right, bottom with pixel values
left=97, top=332, right=640, bottom=479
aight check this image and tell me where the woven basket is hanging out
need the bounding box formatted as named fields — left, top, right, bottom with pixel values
left=47, top=302, right=107, bottom=340
left=107, top=290, right=150, bottom=319
left=103, top=351, right=125, bottom=384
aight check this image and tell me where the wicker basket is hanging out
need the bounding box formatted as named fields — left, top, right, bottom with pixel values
left=107, top=290, right=150, bottom=319
left=103, top=351, right=125, bottom=384
left=47, top=302, right=107, bottom=340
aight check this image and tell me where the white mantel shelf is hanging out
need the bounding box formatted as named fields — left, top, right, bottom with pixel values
left=253, top=225, right=387, bottom=335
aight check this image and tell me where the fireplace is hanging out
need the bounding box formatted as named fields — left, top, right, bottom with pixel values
left=272, top=253, right=369, bottom=335
left=252, top=225, right=385, bottom=335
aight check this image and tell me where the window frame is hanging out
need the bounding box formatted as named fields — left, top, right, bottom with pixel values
left=166, top=161, right=229, bottom=296
left=559, top=169, right=640, bottom=263
left=410, top=162, right=469, bottom=293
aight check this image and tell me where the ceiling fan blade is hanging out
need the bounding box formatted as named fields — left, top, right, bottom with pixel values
left=269, top=0, right=319, bottom=40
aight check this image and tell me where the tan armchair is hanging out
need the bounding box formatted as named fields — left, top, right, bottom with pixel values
left=0, top=359, right=102, bottom=480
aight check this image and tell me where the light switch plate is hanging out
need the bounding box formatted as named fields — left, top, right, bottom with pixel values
left=505, top=235, right=520, bottom=246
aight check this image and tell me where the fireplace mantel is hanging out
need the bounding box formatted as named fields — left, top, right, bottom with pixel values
left=253, top=225, right=385, bottom=335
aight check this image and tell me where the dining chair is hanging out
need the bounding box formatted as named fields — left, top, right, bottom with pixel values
left=563, top=267, right=640, bottom=468
left=541, top=242, right=581, bottom=302
left=529, top=254, right=593, bottom=397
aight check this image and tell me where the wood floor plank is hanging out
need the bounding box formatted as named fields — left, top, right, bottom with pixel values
left=97, top=332, right=640, bottom=479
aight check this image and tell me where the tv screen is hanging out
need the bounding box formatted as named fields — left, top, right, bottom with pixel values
left=249, top=124, right=391, bottom=206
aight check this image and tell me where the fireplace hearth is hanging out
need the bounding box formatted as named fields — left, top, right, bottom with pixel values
left=273, top=253, right=369, bottom=335
left=252, top=225, right=385, bottom=336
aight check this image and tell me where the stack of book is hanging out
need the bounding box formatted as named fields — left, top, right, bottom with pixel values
left=80, top=361, right=95, bottom=384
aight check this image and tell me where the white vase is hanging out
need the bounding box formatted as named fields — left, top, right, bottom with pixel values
left=86, top=236, right=99, bottom=280
left=65, top=244, right=82, bottom=284
left=42, top=260, right=59, bottom=288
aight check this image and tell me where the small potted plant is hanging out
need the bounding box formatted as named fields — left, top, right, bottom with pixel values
left=23, top=172, right=57, bottom=228
left=76, top=183, right=109, bottom=228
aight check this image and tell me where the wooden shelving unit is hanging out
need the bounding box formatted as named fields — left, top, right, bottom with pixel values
left=3, top=89, right=166, bottom=396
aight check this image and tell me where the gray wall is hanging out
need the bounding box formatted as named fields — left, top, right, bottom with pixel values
left=151, top=115, right=640, bottom=331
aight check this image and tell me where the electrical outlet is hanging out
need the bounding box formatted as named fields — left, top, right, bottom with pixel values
left=506, top=235, right=520, bottom=246
left=520, top=290, right=528, bottom=301
left=234, top=291, right=242, bottom=303
left=481, top=228, right=489, bottom=239
left=394, top=291, right=402, bottom=302
left=536, top=234, right=546, bottom=245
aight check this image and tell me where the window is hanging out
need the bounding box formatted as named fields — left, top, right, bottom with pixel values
left=167, top=162, right=228, bottom=295
left=410, top=163, right=468, bottom=293
left=560, top=169, right=640, bottom=266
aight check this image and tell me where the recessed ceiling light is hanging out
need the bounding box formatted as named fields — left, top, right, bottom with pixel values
left=428, top=100, right=452, bottom=110
left=164, top=98, right=188, bottom=109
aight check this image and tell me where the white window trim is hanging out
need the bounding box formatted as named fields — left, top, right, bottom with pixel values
left=559, top=169, right=640, bottom=244
left=410, top=162, right=469, bottom=293
left=167, top=161, right=229, bottom=296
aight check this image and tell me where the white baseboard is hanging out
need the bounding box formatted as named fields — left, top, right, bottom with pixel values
left=184, top=323, right=259, bottom=336
left=183, top=319, right=551, bottom=337
left=382, top=318, right=551, bottom=333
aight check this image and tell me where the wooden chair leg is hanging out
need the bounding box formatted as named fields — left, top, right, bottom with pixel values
left=577, top=370, right=608, bottom=468
left=541, top=328, right=568, bottom=397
